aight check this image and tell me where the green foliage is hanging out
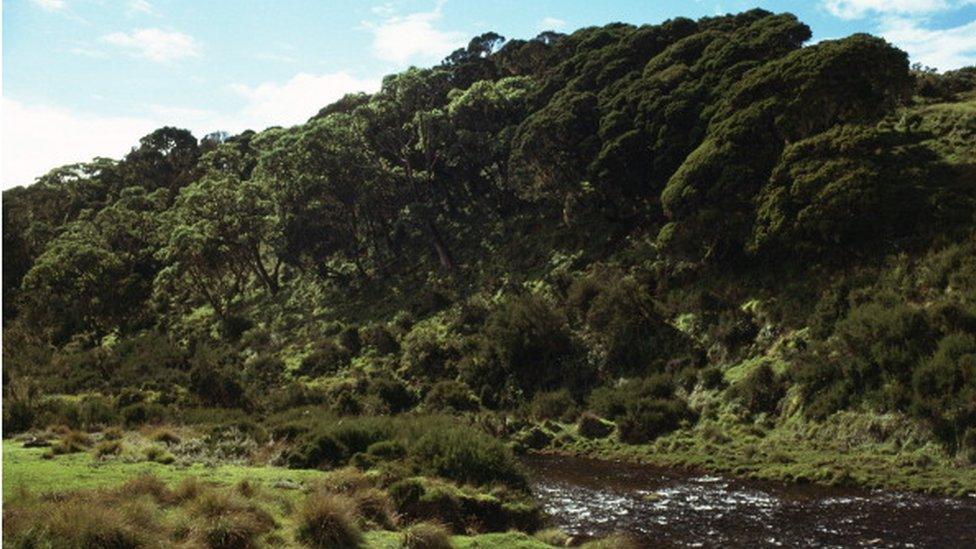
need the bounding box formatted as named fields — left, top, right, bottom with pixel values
left=728, top=362, right=786, bottom=416
left=299, top=340, right=352, bottom=377
left=527, top=389, right=577, bottom=421
left=462, top=295, right=587, bottom=407
left=617, top=398, right=694, bottom=444
left=424, top=380, right=481, bottom=412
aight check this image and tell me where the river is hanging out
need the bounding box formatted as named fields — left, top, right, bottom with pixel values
left=523, top=454, right=976, bottom=548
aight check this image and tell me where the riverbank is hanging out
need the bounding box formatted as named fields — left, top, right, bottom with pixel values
left=522, top=453, right=976, bottom=547
left=515, top=411, right=976, bottom=498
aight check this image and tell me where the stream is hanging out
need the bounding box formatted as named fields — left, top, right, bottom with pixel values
left=523, top=454, right=976, bottom=548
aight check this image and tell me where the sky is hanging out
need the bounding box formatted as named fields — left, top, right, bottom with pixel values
left=2, top=0, right=975, bottom=189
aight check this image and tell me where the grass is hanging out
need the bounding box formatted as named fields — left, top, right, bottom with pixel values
left=535, top=412, right=976, bottom=497
left=2, top=440, right=323, bottom=501
left=3, top=438, right=563, bottom=548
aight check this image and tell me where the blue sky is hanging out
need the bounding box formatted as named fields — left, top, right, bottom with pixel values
left=3, top=0, right=975, bottom=188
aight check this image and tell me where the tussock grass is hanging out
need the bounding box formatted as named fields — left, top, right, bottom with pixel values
left=296, top=492, right=363, bottom=549
left=402, top=520, right=453, bottom=549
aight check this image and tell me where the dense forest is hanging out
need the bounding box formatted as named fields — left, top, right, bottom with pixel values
left=3, top=8, right=976, bottom=547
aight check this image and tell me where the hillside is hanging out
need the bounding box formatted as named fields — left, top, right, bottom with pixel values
left=3, top=7, right=976, bottom=546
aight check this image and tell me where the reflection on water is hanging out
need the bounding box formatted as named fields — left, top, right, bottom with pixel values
left=524, top=454, right=976, bottom=548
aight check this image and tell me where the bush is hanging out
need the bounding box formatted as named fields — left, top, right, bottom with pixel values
left=729, top=362, right=785, bottom=416
left=424, top=380, right=480, bottom=412
left=368, top=376, right=415, bottom=414
left=121, top=402, right=167, bottom=427
left=243, top=355, right=285, bottom=389
left=287, top=433, right=348, bottom=469
left=401, top=319, right=460, bottom=381
left=587, top=374, right=675, bottom=421
left=299, top=340, right=352, bottom=377
left=189, top=347, right=250, bottom=409
left=338, top=326, right=363, bottom=355
left=2, top=377, right=43, bottom=433
left=617, top=398, right=694, bottom=444
left=571, top=271, right=694, bottom=377
left=401, top=521, right=453, bottom=549
left=296, top=493, right=363, bottom=549
left=912, top=332, right=976, bottom=447
left=463, top=295, right=588, bottom=407
left=577, top=412, right=614, bottom=439
left=528, top=389, right=577, bottom=421
left=361, top=323, right=400, bottom=355
left=413, top=425, right=526, bottom=487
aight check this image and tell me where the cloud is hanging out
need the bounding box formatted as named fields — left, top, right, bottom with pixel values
left=127, top=0, right=155, bottom=15
left=230, top=72, right=380, bottom=129
left=364, top=3, right=466, bottom=64
left=102, top=28, right=199, bottom=62
left=1, top=98, right=158, bottom=188
left=881, top=16, right=976, bottom=69
left=822, top=0, right=972, bottom=19
left=30, top=0, right=66, bottom=12
left=538, top=16, right=567, bottom=31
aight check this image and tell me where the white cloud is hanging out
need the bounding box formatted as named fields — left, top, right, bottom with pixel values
left=364, top=4, right=466, bottom=64
left=31, top=0, right=66, bottom=12
left=881, top=16, right=976, bottom=69
left=127, top=0, right=155, bottom=15
left=230, top=72, right=380, bottom=129
left=823, top=0, right=972, bottom=19
left=538, top=16, right=567, bottom=31
left=102, top=28, right=199, bottom=62
left=1, top=98, right=158, bottom=188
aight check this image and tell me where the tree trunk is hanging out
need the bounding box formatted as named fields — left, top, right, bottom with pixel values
left=425, top=219, right=454, bottom=271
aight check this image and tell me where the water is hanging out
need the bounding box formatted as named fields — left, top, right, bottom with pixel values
left=523, top=454, right=976, bottom=548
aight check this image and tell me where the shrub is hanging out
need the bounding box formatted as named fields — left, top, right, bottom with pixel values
left=617, top=398, right=693, bottom=444
left=189, top=349, right=250, bottom=409
left=296, top=493, right=363, bottom=549
left=528, top=389, right=577, bottom=421
left=912, top=332, right=976, bottom=447
left=366, top=440, right=406, bottom=460
left=401, top=521, right=453, bottom=549
left=120, top=402, right=167, bottom=427
left=413, top=425, right=526, bottom=487
left=338, top=326, right=363, bottom=355
left=362, top=323, right=400, bottom=355
left=572, top=271, right=694, bottom=377
left=243, top=355, right=285, bottom=389
left=587, top=374, right=675, bottom=421
left=577, top=412, right=614, bottom=439
left=424, top=380, right=480, bottom=412
left=729, top=362, right=786, bottom=416
left=401, top=319, right=460, bottom=381
left=287, top=433, right=348, bottom=469
left=479, top=296, right=589, bottom=394
left=368, top=376, right=415, bottom=414
left=300, top=340, right=351, bottom=377
left=2, top=377, right=44, bottom=433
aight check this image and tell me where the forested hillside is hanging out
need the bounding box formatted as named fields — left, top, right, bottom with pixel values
left=4, top=7, right=976, bottom=514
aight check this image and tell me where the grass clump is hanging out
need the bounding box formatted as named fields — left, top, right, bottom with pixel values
left=296, top=492, right=363, bottom=549
left=401, top=521, right=453, bottom=549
